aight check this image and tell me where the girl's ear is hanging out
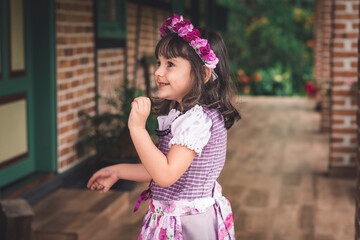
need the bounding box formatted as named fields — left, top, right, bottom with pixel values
left=203, top=66, right=212, bottom=84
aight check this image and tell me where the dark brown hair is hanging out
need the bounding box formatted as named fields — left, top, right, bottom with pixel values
left=152, top=28, right=241, bottom=129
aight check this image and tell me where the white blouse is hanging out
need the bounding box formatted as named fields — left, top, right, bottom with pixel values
left=157, top=105, right=212, bottom=155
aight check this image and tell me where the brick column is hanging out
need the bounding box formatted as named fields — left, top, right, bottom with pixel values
left=56, top=0, right=96, bottom=172
left=322, top=0, right=332, bottom=133
left=330, top=0, right=359, bottom=168
left=314, top=0, right=324, bottom=84
left=356, top=0, right=360, bottom=237
left=315, top=0, right=332, bottom=133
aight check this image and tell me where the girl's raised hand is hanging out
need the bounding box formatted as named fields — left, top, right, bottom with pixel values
left=87, top=166, right=119, bottom=194
left=128, top=96, right=151, bottom=130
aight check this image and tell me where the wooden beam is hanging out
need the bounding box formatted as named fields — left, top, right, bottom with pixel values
left=129, top=0, right=172, bottom=11
left=0, top=199, right=34, bottom=240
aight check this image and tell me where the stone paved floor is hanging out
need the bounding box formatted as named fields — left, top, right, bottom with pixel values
left=218, top=96, right=355, bottom=240
left=90, top=96, right=356, bottom=240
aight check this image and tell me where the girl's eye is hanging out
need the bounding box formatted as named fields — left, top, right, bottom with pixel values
left=167, top=61, right=174, bottom=67
left=156, top=61, right=160, bottom=67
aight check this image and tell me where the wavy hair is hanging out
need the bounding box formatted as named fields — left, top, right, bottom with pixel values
left=152, top=28, right=241, bottom=129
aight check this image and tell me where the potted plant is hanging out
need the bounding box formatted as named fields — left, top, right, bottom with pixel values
left=77, top=78, right=158, bottom=190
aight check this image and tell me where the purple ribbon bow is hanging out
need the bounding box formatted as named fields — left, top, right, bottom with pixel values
left=133, top=181, right=152, bottom=212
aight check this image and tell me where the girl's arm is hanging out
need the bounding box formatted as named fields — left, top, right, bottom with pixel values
left=129, top=97, right=196, bottom=188
left=87, top=163, right=152, bottom=193
left=113, top=163, right=152, bottom=182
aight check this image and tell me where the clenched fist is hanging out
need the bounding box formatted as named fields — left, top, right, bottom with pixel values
left=128, top=96, right=151, bottom=130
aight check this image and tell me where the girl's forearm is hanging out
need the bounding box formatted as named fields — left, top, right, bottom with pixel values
left=129, top=128, right=171, bottom=186
left=115, top=163, right=152, bottom=182
left=129, top=127, right=195, bottom=187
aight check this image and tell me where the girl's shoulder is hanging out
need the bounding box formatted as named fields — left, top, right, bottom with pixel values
left=170, top=105, right=213, bottom=155
left=177, top=104, right=224, bottom=126
left=173, top=104, right=211, bottom=126
left=198, top=105, right=224, bottom=125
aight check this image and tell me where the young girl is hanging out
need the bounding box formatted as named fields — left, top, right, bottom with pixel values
left=87, top=14, right=241, bottom=240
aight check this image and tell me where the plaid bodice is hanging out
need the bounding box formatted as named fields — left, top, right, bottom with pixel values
left=151, top=106, right=227, bottom=201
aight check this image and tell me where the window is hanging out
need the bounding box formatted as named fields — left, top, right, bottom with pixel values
left=9, top=0, right=26, bottom=78
left=96, top=0, right=126, bottom=49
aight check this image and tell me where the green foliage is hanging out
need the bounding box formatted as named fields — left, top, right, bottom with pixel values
left=223, top=0, right=314, bottom=95
left=255, top=64, right=292, bottom=95
left=77, top=79, right=158, bottom=160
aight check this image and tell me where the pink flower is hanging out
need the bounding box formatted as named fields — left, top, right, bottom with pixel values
left=175, top=20, right=193, bottom=37
left=190, top=38, right=208, bottom=49
left=175, top=19, right=190, bottom=31
left=182, top=206, right=200, bottom=215
left=160, top=17, right=173, bottom=37
left=225, top=213, right=233, bottom=229
left=199, top=44, right=211, bottom=58
left=178, top=25, right=194, bottom=37
left=158, top=228, right=167, bottom=240
left=160, top=201, right=176, bottom=213
left=183, top=29, right=200, bottom=41
left=204, top=50, right=219, bottom=69
left=170, top=14, right=183, bottom=29
left=219, top=228, right=228, bottom=240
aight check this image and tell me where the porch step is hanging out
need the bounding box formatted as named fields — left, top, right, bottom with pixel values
left=87, top=182, right=149, bottom=240
left=31, top=188, right=129, bottom=240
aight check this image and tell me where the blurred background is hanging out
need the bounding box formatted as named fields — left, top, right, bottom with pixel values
left=0, top=0, right=358, bottom=239
left=224, top=0, right=315, bottom=97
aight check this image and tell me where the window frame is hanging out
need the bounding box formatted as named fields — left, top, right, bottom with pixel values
left=96, top=0, right=127, bottom=49
left=8, top=0, right=26, bottom=78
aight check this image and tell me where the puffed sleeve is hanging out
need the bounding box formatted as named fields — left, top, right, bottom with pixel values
left=169, top=105, right=212, bottom=156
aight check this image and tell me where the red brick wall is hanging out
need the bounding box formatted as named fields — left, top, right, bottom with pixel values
left=97, top=49, right=125, bottom=114
left=330, top=0, right=359, bottom=167
left=56, top=1, right=170, bottom=172
left=56, top=0, right=96, bottom=172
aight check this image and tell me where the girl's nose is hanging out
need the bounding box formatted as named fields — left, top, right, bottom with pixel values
left=155, top=66, right=163, bottom=77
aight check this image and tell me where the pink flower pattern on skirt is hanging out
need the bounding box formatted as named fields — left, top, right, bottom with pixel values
left=137, top=181, right=235, bottom=240
left=225, top=213, right=233, bottom=229
left=158, top=228, right=167, bottom=240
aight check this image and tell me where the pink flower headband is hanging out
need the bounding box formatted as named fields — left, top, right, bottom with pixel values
left=160, top=14, right=219, bottom=79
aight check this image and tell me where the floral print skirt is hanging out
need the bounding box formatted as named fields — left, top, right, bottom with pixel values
left=137, top=182, right=235, bottom=240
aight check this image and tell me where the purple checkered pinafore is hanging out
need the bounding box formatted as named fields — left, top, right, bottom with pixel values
left=136, top=105, right=235, bottom=240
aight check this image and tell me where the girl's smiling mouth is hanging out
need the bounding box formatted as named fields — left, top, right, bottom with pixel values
left=158, top=82, right=170, bottom=88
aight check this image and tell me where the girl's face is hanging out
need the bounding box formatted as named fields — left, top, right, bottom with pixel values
left=155, top=55, right=194, bottom=103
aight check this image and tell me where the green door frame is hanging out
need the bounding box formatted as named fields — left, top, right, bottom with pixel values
left=31, top=0, right=57, bottom=173
left=0, top=0, right=57, bottom=195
